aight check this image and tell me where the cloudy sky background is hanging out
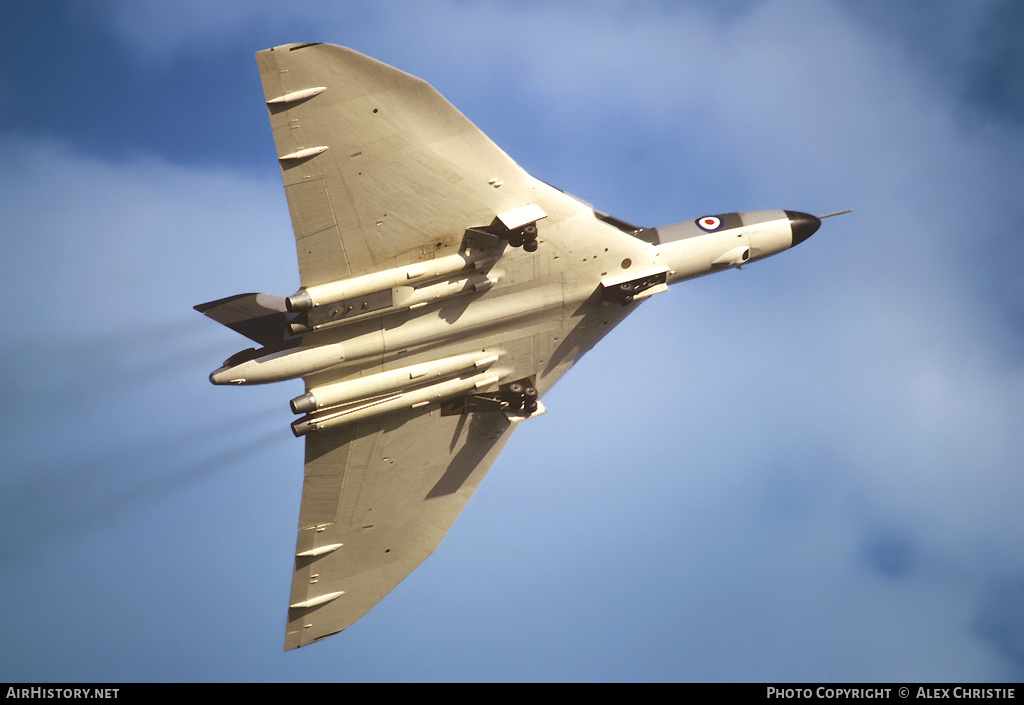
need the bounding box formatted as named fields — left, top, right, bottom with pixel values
left=1, top=0, right=1022, bottom=682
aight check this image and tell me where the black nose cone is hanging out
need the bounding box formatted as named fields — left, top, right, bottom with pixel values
left=785, top=211, right=821, bottom=247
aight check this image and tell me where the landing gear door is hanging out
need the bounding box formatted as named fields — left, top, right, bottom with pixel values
left=600, top=266, right=670, bottom=305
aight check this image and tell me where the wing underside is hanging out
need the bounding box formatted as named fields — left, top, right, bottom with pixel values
left=253, top=43, right=662, bottom=650
left=286, top=406, right=515, bottom=650
left=256, top=43, right=593, bottom=288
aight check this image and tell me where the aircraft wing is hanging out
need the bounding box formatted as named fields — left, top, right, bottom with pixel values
left=256, top=43, right=595, bottom=287
left=202, top=39, right=822, bottom=654
left=252, top=43, right=664, bottom=650
left=285, top=405, right=515, bottom=650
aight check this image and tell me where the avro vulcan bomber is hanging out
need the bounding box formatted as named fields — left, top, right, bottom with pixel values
left=196, top=43, right=842, bottom=650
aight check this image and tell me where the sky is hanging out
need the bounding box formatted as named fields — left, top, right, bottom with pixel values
left=1, top=0, right=1022, bottom=683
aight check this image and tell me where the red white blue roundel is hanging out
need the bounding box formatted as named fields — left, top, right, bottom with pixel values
left=696, top=215, right=722, bottom=232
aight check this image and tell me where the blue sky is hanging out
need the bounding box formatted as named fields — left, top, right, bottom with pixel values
left=1, top=0, right=1022, bottom=683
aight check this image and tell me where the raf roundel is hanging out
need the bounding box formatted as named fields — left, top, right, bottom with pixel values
left=696, top=215, right=722, bottom=232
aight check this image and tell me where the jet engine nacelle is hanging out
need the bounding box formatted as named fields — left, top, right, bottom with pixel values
left=289, top=352, right=499, bottom=414
left=285, top=252, right=494, bottom=312
left=291, top=371, right=501, bottom=436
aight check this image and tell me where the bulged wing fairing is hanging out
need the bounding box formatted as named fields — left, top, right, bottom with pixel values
left=286, top=406, right=515, bottom=650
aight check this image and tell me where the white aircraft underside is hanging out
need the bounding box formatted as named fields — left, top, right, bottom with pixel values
left=195, top=43, right=828, bottom=650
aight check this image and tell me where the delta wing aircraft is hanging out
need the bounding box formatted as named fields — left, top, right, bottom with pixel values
left=196, top=43, right=842, bottom=650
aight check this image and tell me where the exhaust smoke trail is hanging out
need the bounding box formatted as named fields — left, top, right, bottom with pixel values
left=0, top=403, right=292, bottom=565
